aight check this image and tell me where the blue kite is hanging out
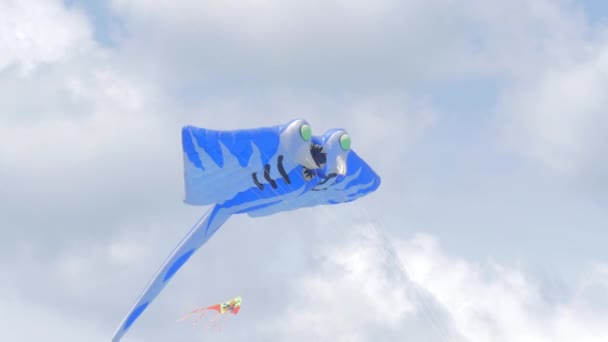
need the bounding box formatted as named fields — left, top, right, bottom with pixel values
left=111, top=119, right=381, bottom=341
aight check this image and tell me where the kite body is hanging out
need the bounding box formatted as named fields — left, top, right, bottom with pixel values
left=111, top=119, right=380, bottom=341
left=177, top=296, right=242, bottom=332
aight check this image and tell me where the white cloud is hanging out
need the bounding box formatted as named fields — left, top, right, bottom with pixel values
left=0, top=0, right=161, bottom=179
left=105, top=0, right=488, bottom=92
left=0, top=286, right=109, bottom=342
left=111, top=0, right=415, bottom=35
left=106, top=0, right=592, bottom=90
left=277, top=224, right=415, bottom=339
left=278, top=225, right=608, bottom=342
left=0, top=0, right=181, bottom=243
left=499, top=39, right=608, bottom=177
left=0, top=0, right=92, bottom=74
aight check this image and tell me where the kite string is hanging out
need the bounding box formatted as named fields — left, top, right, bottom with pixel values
left=312, top=201, right=456, bottom=342
left=358, top=204, right=457, bottom=342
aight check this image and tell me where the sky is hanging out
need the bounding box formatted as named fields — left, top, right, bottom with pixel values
left=1, top=0, right=608, bottom=341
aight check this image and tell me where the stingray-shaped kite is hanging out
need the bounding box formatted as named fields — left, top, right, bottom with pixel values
left=111, top=119, right=381, bottom=341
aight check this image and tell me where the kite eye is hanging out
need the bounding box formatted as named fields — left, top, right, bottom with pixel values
left=339, top=133, right=351, bottom=151
left=300, top=123, right=311, bottom=141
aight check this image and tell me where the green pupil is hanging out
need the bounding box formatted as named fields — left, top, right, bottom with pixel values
left=300, top=124, right=311, bottom=141
left=340, top=134, right=351, bottom=151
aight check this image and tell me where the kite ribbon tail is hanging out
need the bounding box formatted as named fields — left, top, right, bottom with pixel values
left=111, top=204, right=232, bottom=342
left=206, top=304, right=222, bottom=313
left=177, top=307, right=206, bottom=322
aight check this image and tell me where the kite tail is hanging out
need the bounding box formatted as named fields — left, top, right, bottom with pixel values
left=111, top=205, right=232, bottom=342
left=206, top=304, right=222, bottom=313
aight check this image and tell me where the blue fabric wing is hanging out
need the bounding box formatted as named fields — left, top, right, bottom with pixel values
left=182, top=124, right=282, bottom=205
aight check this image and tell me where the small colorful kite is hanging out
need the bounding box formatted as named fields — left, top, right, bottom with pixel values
left=177, top=296, right=242, bottom=332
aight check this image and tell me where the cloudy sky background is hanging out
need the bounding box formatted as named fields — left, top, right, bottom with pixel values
left=1, top=0, right=608, bottom=341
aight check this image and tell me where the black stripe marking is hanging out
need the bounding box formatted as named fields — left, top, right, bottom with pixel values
left=264, top=164, right=278, bottom=189
left=277, top=155, right=291, bottom=184
left=318, top=173, right=337, bottom=186
left=252, top=172, right=264, bottom=190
